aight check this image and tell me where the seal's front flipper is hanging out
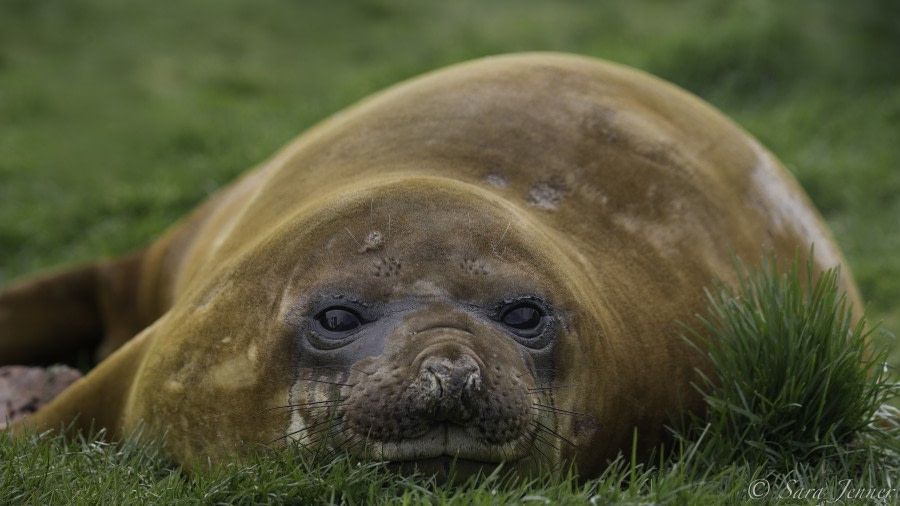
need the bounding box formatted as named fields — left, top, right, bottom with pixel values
left=0, top=251, right=147, bottom=366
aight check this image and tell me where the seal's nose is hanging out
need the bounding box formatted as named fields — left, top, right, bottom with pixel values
left=416, top=355, right=482, bottom=423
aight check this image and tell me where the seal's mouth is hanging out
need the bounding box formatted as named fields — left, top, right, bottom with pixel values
left=385, top=455, right=505, bottom=479
left=346, top=424, right=530, bottom=464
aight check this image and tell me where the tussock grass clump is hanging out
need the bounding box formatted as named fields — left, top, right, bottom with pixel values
left=681, top=254, right=899, bottom=471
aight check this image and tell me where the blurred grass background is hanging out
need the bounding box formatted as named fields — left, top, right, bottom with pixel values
left=1, top=0, right=898, bottom=347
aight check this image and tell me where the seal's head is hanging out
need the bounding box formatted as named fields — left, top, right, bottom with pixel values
left=123, top=171, right=706, bottom=478
left=276, top=177, right=582, bottom=478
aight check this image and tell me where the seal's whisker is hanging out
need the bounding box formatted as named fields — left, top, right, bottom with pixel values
left=517, top=440, right=557, bottom=474
left=547, top=461, right=565, bottom=476
left=527, top=384, right=583, bottom=392
left=325, top=428, right=358, bottom=451
left=298, top=398, right=348, bottom=407
left=293, top=403, right=346, bottom=414
left=306, top=365, right=351, bottom=373
left=465, top=211, right=473, bottom=251
left=490, top=221, right=511, bottom=259
left=344, top=226, right=383, bottom=267
left=266, top=433, right=294, bottom=446
left=344, top=437, right=365, bottom=453
left=295, top=377, right=355, bottom=387
left=516, top=368, right=559, bottom=378
left=293, top=416, right=347, bottom=443
left=513, top=440, right=535, bottom=461
left=531, top=403, right=584, bottom=417
left=531, top=420, right=578, bottom=448
left=328, top=438, right=365, bottom=462
left=255, top=405, right=295, bottom=415
left=529, top=430, right=563, bottom=453
left=277, top=426, right=311, bottom=443
left=271, top=434, right=312, bottom=450
left=344, top=227, right=363, bottom=249
left=319, top=428, right=359, bottom=458
left=327, top=423, right=355, bottom=440
left=305, top=424, right=350, bottom=458
left=279, top=413, right=344, bottom=445
left=520, top=435, right=563, bottom=474
left=256, top=439, right=280, bottom=452
left=255, top=398, right=348, bottom=415
left=303, top=430, right=338, bottom=451
left=522, top=436, right=553, bottom=466
left=306, top=364, right=373, bottom=376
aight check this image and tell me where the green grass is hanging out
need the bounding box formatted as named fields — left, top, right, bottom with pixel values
left=0, top=428, right=707, bottom=505
left=2, top=0, right=899, bottom=503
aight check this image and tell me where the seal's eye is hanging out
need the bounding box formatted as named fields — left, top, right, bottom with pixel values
left=501, top=303, right=544, bottom=334
left=316, top=307, right=362, bottom=333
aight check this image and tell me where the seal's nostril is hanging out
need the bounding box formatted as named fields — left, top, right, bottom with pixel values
left=423, top=368, right=444, bottom=398
left=415, top=355, right=482, bottom=422
left=464, top=370, right=482, bottom=394
left=420, top=357, right=480, bottom=391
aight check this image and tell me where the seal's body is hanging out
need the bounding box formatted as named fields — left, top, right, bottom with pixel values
left=0, top=53, right=859, bottom=477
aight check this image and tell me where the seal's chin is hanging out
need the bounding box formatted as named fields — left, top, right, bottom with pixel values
left=385, top=456, right=505, bottom=481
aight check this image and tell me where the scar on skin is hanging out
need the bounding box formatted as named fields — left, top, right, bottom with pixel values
left=358, top=230, right=384, bottom=253
left=526, top=182, right=565, bottom=210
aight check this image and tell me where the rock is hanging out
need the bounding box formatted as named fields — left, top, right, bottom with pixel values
left=0, top=365, right=82, bottom=427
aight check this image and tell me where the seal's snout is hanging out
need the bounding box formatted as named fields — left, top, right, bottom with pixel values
left=335, top=322, right=540, bottom=463
left=417, top=355, right=482, bottom=422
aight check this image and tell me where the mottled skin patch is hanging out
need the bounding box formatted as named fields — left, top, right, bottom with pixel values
left=371, top=257, right=401, bottom=278
left=485, top=173, right=508, bottom=188
left=460, top=257, right=490, bottom=277
left=526, top=182, right=567, bottom=210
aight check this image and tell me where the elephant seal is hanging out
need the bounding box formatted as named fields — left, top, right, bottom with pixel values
left=0, top=53, right=861, bottom=478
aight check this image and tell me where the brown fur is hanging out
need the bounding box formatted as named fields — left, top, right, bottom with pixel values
left=0, top=53, right=860, bottom=477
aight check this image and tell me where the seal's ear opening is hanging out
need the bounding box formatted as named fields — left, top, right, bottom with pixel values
left=7, top=318, right=156, bottom=440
